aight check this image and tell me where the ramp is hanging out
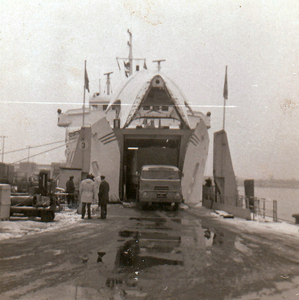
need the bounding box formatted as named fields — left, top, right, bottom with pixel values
left=213, top=130, right=238, bottom=206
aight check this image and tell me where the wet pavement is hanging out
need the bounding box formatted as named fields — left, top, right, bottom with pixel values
left=1, top=204, right=299, bottom=299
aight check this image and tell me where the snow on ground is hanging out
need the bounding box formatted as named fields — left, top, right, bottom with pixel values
left=0, top=205, right=99, bottom=241
left=206, top=207, right=299, bottom=237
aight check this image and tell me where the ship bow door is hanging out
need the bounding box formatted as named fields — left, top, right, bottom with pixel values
left=90, top=117, right=120, bottom=201
left=182, top=120, right=209, bottom=204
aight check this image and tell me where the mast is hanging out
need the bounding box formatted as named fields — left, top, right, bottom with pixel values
left=116, top=30, right=146, bottom=77
left=127, top=29, right=133, bottom=76
left=82, top=60, right=89, bottom=175
left=223, top=66, right=228, bottom=130
left=82, top=60, right=87, bottom=128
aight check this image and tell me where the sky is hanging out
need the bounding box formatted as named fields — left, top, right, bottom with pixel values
left=0, top=0, right=299, bottom=180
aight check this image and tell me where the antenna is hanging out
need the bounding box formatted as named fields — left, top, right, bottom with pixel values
left=117, top=31, right=146, bottom=77
left=153, top=59, right=166, bottom=71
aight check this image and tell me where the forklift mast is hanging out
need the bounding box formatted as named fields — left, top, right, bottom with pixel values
left=38, top=170, right=49, bottom=196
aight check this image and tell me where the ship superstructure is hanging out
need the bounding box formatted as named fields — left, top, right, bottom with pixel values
left=57, top=32, right=211, bottom=204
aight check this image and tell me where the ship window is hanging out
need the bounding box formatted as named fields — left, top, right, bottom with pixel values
left=143, top=106, right=150, bottom=110
left=103, top=105, right=108, bottom=111
left=162, top=106, right=168, bottom=111
left=92, top=105, right=98, bottom=110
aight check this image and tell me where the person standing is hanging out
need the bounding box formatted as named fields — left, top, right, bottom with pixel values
left=93, top=174, right=101, bottom=205
left=66, top=176, right=75, bottom=207
left=79, top=174, right=95, bottom=219
left=98, top=175, right=109, bottom=219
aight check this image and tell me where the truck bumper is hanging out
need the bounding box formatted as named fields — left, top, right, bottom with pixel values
left=139, top=198, right=182, bottom=204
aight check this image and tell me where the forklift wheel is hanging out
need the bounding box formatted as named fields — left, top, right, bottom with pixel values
left=41, top=211, right=53, bottom=222
left=32, top=196, right=37, bottom=207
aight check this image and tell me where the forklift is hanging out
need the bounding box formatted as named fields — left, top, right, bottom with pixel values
left=10, top=170, right=57, bottom=222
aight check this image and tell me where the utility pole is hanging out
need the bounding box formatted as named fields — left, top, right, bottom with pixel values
left=0, top=136, right=7, bottom=162
left=28, top=146, right=30, bottom=162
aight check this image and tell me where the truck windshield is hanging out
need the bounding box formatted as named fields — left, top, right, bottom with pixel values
left=141, top=170, right=180, bottom=180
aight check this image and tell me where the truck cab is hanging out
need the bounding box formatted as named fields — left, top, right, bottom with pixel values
left=138, top=165, right=183, bottom=210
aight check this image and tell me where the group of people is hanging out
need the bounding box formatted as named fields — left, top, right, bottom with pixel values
left=65, top=174, right=110, bottom=220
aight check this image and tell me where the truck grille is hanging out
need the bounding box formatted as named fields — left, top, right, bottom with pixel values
left=154, top=186, right=169, bottom=191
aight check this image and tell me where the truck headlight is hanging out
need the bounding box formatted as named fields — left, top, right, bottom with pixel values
left=175, top=192, right=181, bottom=199
left=142, top=191, right=149, bottom=198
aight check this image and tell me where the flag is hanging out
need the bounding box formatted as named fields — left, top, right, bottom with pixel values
left=124, top=61, right=130, bottom=70
left=223, top=66, right=228, bottom=99
left=143, top=60, right=147, bottom=70
left=124, top=61, right=130, bottom=77
left=116, top=58, right=121, bottom=70
left=85, top=64, right=90, bottom=93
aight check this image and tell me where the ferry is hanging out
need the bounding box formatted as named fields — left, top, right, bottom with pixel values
left=57, top=31, right=211, bottom=205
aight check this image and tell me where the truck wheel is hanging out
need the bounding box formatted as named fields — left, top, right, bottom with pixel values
left=172, top=203, right=179, bottom=211
left=41, top=211, right=52, bottom=222
left=139, top=202, right=146, bottom=210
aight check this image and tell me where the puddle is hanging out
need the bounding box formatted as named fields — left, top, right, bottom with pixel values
left=130, top=217, right=181, bottom=223
left=129, top=217, right=181, bottom=230
left=203, top=227, right=247, bottom=259
left=116, top=239, right=139, bottom=266
left=119, top=230, right=181, bottom=242
left=138, top=254, right=183, bottom=268
left=203, top=228, right=224, bottom=246
left=116, top=230, right=183, bottom=270
left=119, top=230, right=138, bottom=238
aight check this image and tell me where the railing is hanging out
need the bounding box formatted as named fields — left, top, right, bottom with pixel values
left=202, top=186, right=278, bottom=222
left=237, top=196, right=278, bottom=222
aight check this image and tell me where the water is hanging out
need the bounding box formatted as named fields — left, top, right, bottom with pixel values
left=238, top=186, right=299, bottom=223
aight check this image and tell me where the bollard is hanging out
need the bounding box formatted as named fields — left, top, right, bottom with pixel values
left=262, top=198, right=266, bottom=220
left=292, top=214, right=299, bottom=224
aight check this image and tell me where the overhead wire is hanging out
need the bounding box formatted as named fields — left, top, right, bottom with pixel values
left=4, top=140, right=66, bottom=155
left=12, top=144, right=66, bottom=164
left=11, top=139, right=77, bottom=164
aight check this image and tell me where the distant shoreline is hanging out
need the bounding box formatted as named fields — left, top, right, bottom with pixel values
left=236, top=178, right=299, bottom=189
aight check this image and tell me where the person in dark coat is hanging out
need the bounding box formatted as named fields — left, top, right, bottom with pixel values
left=66, top=176, right=75, bottom=207
left=98, top=175, right=109, bottom=219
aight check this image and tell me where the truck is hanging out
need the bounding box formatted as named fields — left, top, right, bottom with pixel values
left=137, top=165, right=183, bottom=210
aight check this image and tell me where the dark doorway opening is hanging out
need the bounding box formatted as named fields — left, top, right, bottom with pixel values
left=123, top=137, right=180, bottom=201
